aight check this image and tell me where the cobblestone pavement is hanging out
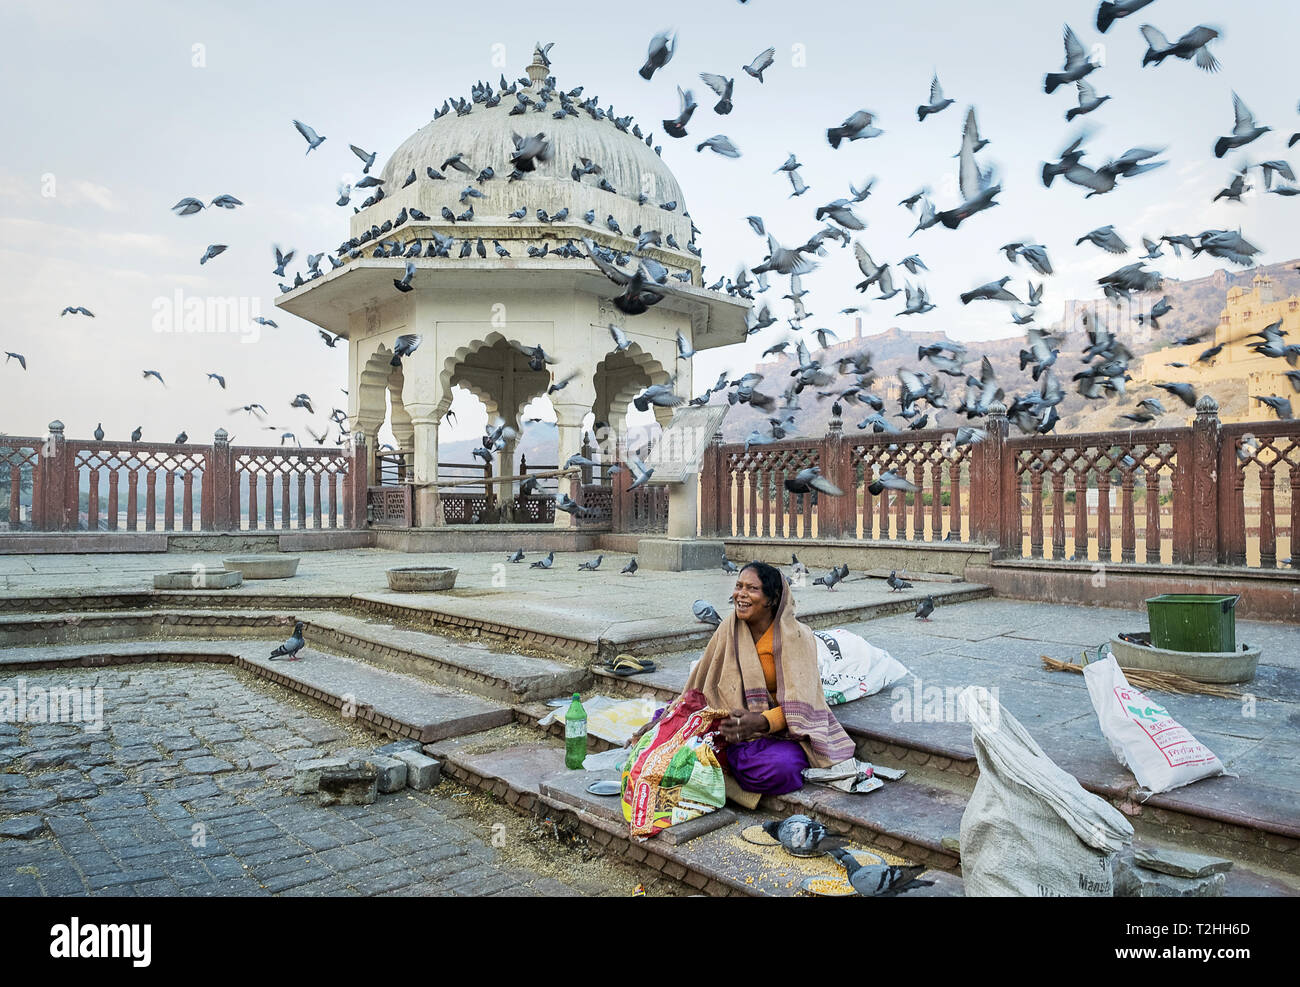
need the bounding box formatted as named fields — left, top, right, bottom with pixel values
left=0, top=665, right=671, bottom=897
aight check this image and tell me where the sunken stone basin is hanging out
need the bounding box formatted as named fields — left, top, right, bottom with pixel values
left=153, top=568, right=243, bottom=590
left=386, top=566, right=459, bottom=592
left=222, top=555, right=301, bottom=579
left=1109, top=635, right=1260, bottom=685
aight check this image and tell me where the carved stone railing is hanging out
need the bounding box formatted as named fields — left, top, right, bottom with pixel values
left=698, top=401, right=1298, bottom=570
left=3, top=423, right=367, bottom=532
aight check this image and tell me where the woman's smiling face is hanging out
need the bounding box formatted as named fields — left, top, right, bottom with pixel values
left=733, top=568, right=769, bottom=622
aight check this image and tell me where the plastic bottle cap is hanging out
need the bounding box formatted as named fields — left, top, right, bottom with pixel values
left=572, top=692, right=580, bottom=699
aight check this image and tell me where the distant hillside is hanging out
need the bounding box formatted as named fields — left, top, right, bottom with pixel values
left=710, top=260, right=1299, bottom=442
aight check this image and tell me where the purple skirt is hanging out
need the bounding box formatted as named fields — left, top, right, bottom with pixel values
left=725, top=736, right=809, bottom=795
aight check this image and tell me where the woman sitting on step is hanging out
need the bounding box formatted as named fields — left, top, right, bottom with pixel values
left=630, top=561, right=855, bottom=797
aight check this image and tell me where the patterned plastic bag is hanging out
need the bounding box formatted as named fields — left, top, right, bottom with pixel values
left=622, top=689, right=728, bottom=841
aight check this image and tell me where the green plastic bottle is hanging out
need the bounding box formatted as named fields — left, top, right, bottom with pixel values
left=564, top=692, right=587, bottom=769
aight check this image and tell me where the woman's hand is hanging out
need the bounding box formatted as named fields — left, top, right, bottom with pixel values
left=721, top=709, right=770, bottom=744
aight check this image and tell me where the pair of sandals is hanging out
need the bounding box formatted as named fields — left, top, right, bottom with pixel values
left=608, top=655, right=657, bottom=677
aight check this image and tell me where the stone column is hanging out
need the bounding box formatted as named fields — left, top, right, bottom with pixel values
left=552, top=402, right=588, bottom=528
left=406, top=405, right=441, bottom=527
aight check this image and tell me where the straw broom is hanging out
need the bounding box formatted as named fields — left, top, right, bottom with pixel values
left=1040, top=654, right=1245, bottom=700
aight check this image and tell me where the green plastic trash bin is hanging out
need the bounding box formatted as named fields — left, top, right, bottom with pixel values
left=1145, top=594, right=1239, bottom=654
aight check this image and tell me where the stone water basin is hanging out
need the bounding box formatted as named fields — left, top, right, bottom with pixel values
left=386, top=566, right=459, bottom=592
left=1109, top=634, right=1260, bottom=685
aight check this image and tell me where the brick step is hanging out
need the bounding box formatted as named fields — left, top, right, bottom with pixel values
left=0, top=638, right=513, bottom=745
left=423, top=736, right=964, bottom=897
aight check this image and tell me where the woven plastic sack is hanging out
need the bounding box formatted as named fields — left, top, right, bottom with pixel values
left=621, top=689, right=727, bottom=841
left=958, top=686, right=1133, bottom=897
left=813, top=628, right=910, bottom=705
left=1083, top=656, right=1228, bottom=794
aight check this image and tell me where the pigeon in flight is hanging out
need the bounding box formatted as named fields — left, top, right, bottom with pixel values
left=827, top=110, right=882, bottom=148
left=142, top=369, right=165, bottom=386
left=172, top=197, right=204, bottom=216
left=1068, top=79, right=1111, bottom=121
left=697, top=135, right=741, bottom=158
left=742, top=46, right=776, bottom=83
left=1096, top=0, right=1156, bottom=33
left=1214, top=93, right=1271, bottom=158
left=60, top=306, right=94, bottom=317
left=1076, top=225, right=1129, bottom=254
left=1044, top=25, right=1097, bottom=94
left=292, top=119, right=326, bottom=153
left=700, top=72, right=735, bottom=114
left=639, top=30, right=675, bottom=80
left=917, top=73, right=955, bottom=121
left=206, top=373, right=226, bottom=389
left=785, top=466, right=843, bottom=497
left=349, top=144, right=377, bottom=173
left=1140, top=24, right=1221, bottom=72
left=4, top=352, right=26, bottom=370
left=269, top=622, right=306, bottom=661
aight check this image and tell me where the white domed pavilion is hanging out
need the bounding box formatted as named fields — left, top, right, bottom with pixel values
left=277, top=49, right=749, bottom=528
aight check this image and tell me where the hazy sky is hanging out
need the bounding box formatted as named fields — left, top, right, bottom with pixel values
left=1, top=0, right=1296, bottom=447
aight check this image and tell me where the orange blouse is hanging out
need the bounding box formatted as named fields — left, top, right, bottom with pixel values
left=753, top=623, right=787, bottom=734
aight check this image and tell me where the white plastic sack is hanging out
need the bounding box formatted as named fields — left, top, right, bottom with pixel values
left=958, top=686, right=1133, bottom=897
left=814, top=628, right=910, bottom=705
left=1083, top=656, right=1228, bottom=794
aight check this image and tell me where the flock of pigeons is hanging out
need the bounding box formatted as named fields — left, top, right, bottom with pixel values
left=12, top=1, right=1298, bottom=474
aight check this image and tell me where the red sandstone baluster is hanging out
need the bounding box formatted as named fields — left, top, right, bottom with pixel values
left=1145, top=465, right=1161, bottom=564
left=87, top=466, right=99, bottom=531
left=1121, top=467, right=1136, bottom=563
left=1097, top=469, right=1112, bottom=563
left=1029, top=467, right=1044, bottom=558
left=1073, top=471, right=1087, bottom=560
left=182, top=471, right=194, bottom=531
left=146, top=470, right=157, bottom=531
left=107, top=468, right=119, bottom=531
left=164, top=471, right=176, bottom=531
left=1051, top=469, right=1066, bottom=560
left=127, top=469, right=138, bottom=531
left=1260, top=465, right=1277, bottom=569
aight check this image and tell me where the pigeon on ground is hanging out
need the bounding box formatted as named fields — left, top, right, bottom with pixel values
left=578, top=555, right=603, bottom=571
left=529, top=551, right=555, bottom=570
left=887, top=570, right=913, bottom=592
left=790, top=554, right=810, bottom=577
left=915, top=596, right=936, bottom=621
left=693, top=600, right=722, bottom=627
left=507, top=549, right=525, bottom=563
left=814, top=564, right=849, bottom=591
left=269, top=622, right=306, bottom=661
left=621, top=558, right=638, bottom=575
left=722, top=559, right=739, bottom=574
left=825, top=847, right=934, bottom=896
left=761, top=815, right=829, bottom=857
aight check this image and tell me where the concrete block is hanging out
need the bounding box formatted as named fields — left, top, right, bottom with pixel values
left=369, top=755, right=408, bottom=794
left=292, top=756, right=351, bottom=794
left=638, top=537, right=725, bottom=572
left=1133, top=847, right=1234, bottom=880
left=316, top=765, right=378, bottom=806
left=393, top=749, right=440, bottom=790
left=153, top=569, right=243, bottom=590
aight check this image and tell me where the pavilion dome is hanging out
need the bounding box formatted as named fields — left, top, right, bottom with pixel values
left=363, top=53, right=694, bottom=254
